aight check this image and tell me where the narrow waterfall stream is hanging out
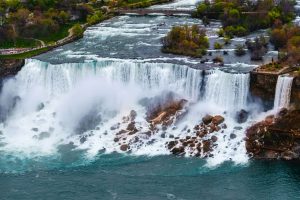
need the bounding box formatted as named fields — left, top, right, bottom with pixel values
left=274, top=75, right=294, bottom=110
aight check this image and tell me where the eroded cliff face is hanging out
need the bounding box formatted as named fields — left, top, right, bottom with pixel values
left=250, top=72, right=278, bottom=109
left=246, top=109, right=300, bottom=160
left=250, top=71, right=300, bottom=110
left=0, top=59, right=24, bottom=78
left=291, top=75, right=300, bottom=109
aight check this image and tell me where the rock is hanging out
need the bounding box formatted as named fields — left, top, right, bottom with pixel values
left=215, top=126, right=221, bottom=132
left=127, top=122, right=136, bottom=132
left=221, top=124, right=227, bottom=129
left=171, top=146, right=185, bottom=155
left=234, top=127, right=243, bottom=130
left=114, top=138, right=119, bottom=142
left=129, top=110, right=137, bottom=121
left=264, top=150, right=279, bottom=159
left=37, top=103, right=45, bottom=111
left=0, top=59, right=24, bottom=78
left=32, top=128, right=39, bottom=132
left=246, top=109, right=300, bottom=160
left=281, top=150, right=298, bottom=160
left=202, top=115, right=213, bottom=125
left=167, top=141, right=177, bottom=149
left=120, top=144, right=129, bottom=151
left=202, top=140, right=212, bottom=153
left=236, top=109, right=249, bottom=123
left=265, top=115, right=274, bottom=125
left=211, top=135, right=218, bottom=142
left=110, top=124, right=119, bottom=130
left=230, top=133, right=237, bottom=139
left=117, top=129, right=127, bottom=135
left=278, top=108, right=288, bottom=117
left=212, top=115, right=224, bottom=125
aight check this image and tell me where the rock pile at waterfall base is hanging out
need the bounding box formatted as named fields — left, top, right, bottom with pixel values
left=246, top=109, right=300, bottom=160
left=166, top=115, right=226, bottom=157
left=114, top=98, right=188, bottom=152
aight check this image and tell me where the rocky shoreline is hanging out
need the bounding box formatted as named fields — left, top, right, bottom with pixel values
left=246, top=109, right=300, bottom=160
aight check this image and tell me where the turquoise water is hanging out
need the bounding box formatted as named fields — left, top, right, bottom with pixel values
left=1, top=154, right=300, bottom=200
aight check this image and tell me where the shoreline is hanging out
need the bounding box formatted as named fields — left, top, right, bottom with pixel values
left=0, top=0, right=172, bottom=60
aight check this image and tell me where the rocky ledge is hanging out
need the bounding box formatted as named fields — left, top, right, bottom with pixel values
left=0, top=59, right=24, bottom=78
left=246, top=109, right=300, bottom=160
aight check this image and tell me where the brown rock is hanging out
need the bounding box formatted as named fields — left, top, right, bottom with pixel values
left=120, top=144, right=129, bottom=151
left=212, top=115, right=225, bottom=125
left=171, top=146, right=185, bottom=155
left=202, top=115, right=213, bottom=125
left=211, top=135, right=218, bottom=142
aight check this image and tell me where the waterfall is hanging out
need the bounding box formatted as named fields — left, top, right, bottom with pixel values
left=204, top=70, right=250, bottom=112
left=13, top=59, right=250, bottom=108
left=0, top=58, right=251, bottom=165
left=274, top=75, right=294, bottom=110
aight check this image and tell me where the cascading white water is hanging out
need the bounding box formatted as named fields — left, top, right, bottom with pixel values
left=0, top=59, right=251, bottom=166
left=204, top=70, right=250, bottom=112
left=274, top=75, right=294, bottom=110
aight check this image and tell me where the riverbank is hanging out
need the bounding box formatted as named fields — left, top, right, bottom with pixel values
left=0, top=0, right=172, bottom=60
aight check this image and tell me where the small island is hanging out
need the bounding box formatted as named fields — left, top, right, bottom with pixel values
left=161, top=25, right=209, bottom=58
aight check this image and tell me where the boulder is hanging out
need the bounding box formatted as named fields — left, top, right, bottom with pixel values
left=171, top=146, right=185, bottom=155
left=202, top=115, right=213, bottom=125
left=212, top=115, right=224, bottom=125
left=236, top=109, right=249, bottom=123
left=211, top=135, right=218, bottom=142
left=120, top=144, right=129, bottom=151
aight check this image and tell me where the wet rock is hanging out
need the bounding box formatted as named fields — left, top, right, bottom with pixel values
left=171, top=146, right=185, bottom=155
left=236, top=109, right=249, bottom=123
left=37, top=103, right=45, bottom=111
left=264, top=150, right=279, bottom=159
left=32, top=128, right=39, bottom=132
left=129, top=110, right=137, bottom=121
left=127, top=122, right=136, bottom=132
left=246, top=109, right=300, bottom=160
left=281, top=150, right=298, bottom=160
left=211, top=135, right=218, bottom=142
left=110, top=124, right=120, bottom=130
left=120, top=144, right=129, bottom=151
left=202, top=115, right=213, bottom=125
left=265, top=115, right=274, bottom=125
left=230, top=133, right=237, bottom=139
left=117, top=129, right=127, bottom=135
left=212, top=115, right=224, bottom=125
left=167, top=141, right=177, bottom=149
left=80, top=135, right=88, bottom=143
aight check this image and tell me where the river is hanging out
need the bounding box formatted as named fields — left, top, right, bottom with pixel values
left=0, top=0, right=300, bottom=199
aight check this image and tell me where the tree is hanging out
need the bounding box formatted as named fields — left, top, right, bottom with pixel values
left=72, top=23, right=84, bottom=37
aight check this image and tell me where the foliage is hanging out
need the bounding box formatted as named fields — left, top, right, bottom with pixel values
left=214, top=42, right=223, bottom=49
left=246, top=36, right=269, bottom=61
left=194, top=0, right=296, bottom=37
left=162, top=25, right=209, bottom=57
left=72, top=24, right=84, bottom=37
left=234, top=44, right=246, bottom=56
left=212, top=56, right=223, bottom=63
